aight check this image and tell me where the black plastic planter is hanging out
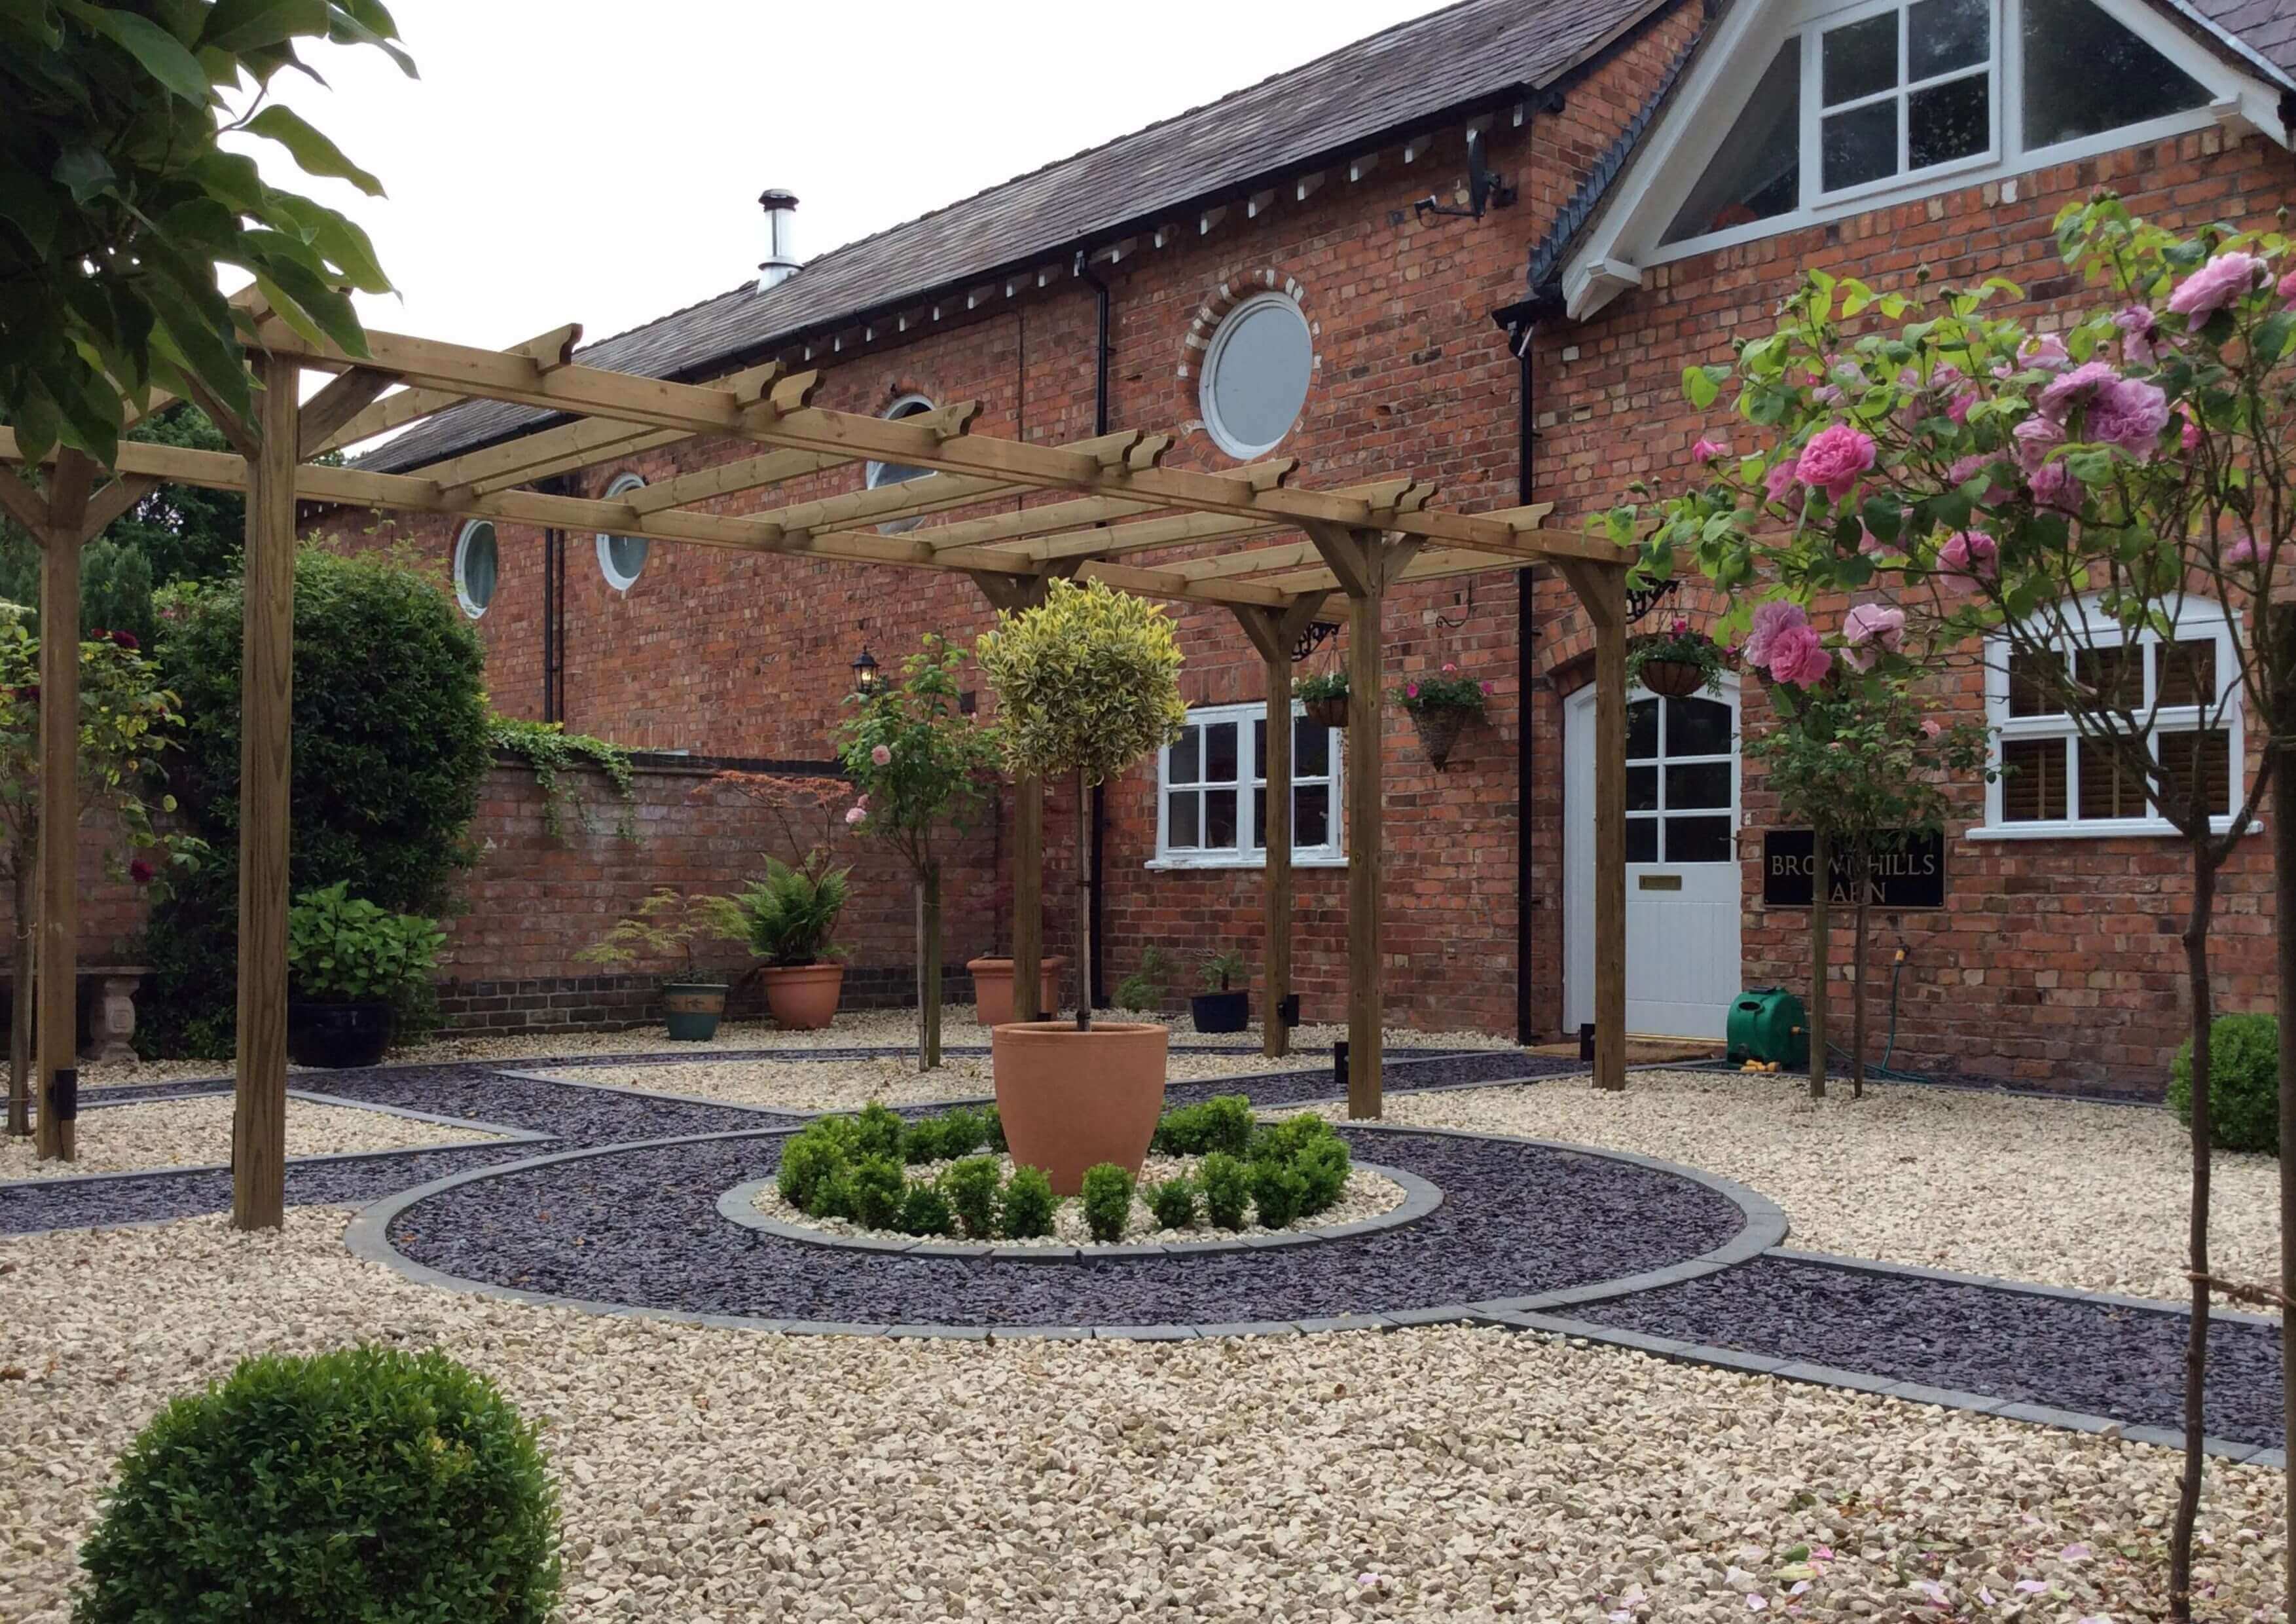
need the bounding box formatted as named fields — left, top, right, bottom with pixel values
left=1190, top=989, right=1250, bottom=1033
left=285, top=1000, right=395, bottom=1069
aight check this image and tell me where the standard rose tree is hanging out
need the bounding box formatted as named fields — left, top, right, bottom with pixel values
left=1602, top=196, right=2293, bottom=1621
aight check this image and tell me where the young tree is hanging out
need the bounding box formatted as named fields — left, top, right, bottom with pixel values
left=835, top=635, right=1000, bottom=1070
left=1604, top=196, right=2293, bottom=1618
left=0, top=608, right=196, bottom=1134
left=1, top=1, right=412, bottom=466
left=977, top=581, right=1186, bottom=1032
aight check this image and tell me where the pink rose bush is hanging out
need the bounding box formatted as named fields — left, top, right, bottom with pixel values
left=1840, top=602, right=1906, bottom=671
left=1740, top=601, right=1832, bottom=686
left=1793, top=424, right=1876, bottom=498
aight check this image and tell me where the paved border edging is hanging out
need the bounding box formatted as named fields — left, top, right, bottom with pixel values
left=714, top=1162, right=1442, bottom=1259
left=1766, top=1245, right=2284, bottom=1329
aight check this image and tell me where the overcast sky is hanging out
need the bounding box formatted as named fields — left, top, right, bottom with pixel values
left=241, top=1, right=1448, bottom=357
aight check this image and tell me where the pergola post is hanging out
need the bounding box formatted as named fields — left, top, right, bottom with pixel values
left=1232, top=595, right=1330, bottom=1061
left=232, top=352, right=300, bottom=1229
left=33, top=455, right=92, bottom=1160
left=1557, top=557, right=1631, bottom=1092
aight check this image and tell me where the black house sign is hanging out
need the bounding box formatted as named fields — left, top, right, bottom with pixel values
left=1762, top=828, right=1946, bottom=910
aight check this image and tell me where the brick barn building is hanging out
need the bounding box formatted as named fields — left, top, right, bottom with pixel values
left=346, top=0, right=2295, bottom=1093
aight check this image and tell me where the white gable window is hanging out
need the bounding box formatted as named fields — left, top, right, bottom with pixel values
left=1152, top=702, right=1345, bottom=868
left=1973, top=597, right=2246, bottom=840
left=1567, top=0, right=2274, bottom=314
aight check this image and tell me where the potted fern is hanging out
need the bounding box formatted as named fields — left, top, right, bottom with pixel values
left=718, top=855, right=851, bottom=1029
left=1190, top=948, right=1249, bottom=1033
left=975, top=579, right=1187, bottom=1193
left=576, top=889, right=742, bottom=1041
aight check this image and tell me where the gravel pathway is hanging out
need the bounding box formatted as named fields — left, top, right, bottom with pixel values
left=384, top=1127, right=1749, bottom=1327
left=0, top=1095, right=502, bottom=1181
left=1381, top=1067, right=2282, bottom=1304
left=1, top=1209, right=2282, bottom=1624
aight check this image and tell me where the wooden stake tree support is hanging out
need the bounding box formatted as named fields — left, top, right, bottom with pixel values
left=2, top=312, right=1637, bottom=1219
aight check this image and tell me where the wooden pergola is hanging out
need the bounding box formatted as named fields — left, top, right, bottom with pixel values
left=0, top=316, right=1633, bottom=1226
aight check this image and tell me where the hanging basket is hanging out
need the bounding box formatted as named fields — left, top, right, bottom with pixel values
left=1409, top=706, right=1470, bottom=771
left=1636, top=658, right=1708, bottom=699
left=1303, top=695, right=1350, bottom=730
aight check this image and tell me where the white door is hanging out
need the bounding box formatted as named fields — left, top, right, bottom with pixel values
left=1563, top=679, right=1742, bottom=1039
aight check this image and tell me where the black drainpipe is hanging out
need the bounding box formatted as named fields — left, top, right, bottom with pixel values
left=537, top=474, right=570, bottom=724
left=1076, top=251, right=1113, bottom=1011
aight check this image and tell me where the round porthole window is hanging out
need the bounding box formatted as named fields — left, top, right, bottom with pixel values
left=1199, top=291, right=1313, bottom=460
left=864, top=395, right=939, bottom=534
left=597, top=472, right=649, bottom=591
left=453, top=519, right=498, bottom=619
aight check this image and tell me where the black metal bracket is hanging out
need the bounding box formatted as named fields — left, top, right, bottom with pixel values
left=1625, top=577, right=1681, bottom=625
left=1292, top=620, right=1340, bottom=664
left=1277, top=993, right=1300, bottom=1029
left=51, top=1068, right=77, bottom=1123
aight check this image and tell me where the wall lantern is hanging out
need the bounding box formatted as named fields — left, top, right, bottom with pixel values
left=851, top=645, right=884, bottom=695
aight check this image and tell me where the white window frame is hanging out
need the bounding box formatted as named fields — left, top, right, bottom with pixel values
left=1970, top=595, right=2249, bottom=841
left=452, top=518, right=496, bottom=619
left=596, top=471, right=649, bottom=592
left=1148, top=701, right=1346, bottom=870
left=1197, top=291, right=1315, bottom=462
left=1561, top=0, right=2286, bottom=318
left=865, top=394, right=939, bottom=534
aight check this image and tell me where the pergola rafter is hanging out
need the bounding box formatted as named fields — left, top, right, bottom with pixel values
left=1, top=316, right=1633, bottom=1225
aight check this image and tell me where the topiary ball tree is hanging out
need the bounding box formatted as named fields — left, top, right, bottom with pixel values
left=976, top=578, right=1185, bottom=1029
left=2170, top=1014, right=2280, bottom=1154
left=73, top=1344, right=560, bottom=1623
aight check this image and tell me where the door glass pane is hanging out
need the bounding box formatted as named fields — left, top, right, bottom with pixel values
left=1294, top=716, right=1330, bottom=776
left=1666, top=760, right=1733, bottom=809
left=2077, top=739, right=2147, bottom=820
left=2159, top=729, right=2231, bottom=816
left=1823, top=100, right=1900, bottom=190
left=1626, top=698, right=1659, bottom=759
left=2021, top=0, right=2210, bottom=149
left=1909, top=0, right=1988, bottom=78
left=1169, top=728, right=1201, bottom=784
left=2155, top=638, right=2217, bottom=709
left=1203, top=788, right=1238, bottom=849
left=1168, top=792, right=1200, bottom=847
left=1661, top=40, right=1802, bottom=244
left=1667, top=697, right=1734, bottom=757
left=1666, top=815, right=1734, bottom=863
left=1626, top=817, right=1659, bottom=863
left=1824, top=12, right=1899, bottom=104
left=1203, top=722, right=1239, bottom=784
left=1908, top=72, right=1989, bottom=168
left=2000, top=737, right=2068, bottom=820
left=1295, top=785, right=1331, bottom=848
left=1628, top=765, right=1660, bottom=813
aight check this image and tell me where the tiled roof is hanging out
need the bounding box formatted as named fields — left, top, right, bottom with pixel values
left=2181, top=0, right=2296, bottom=75
left=363, top=0, right=1677, bottom=472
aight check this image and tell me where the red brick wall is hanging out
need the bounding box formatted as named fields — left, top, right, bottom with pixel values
left=1530, top=123, right=2292, bottom=1092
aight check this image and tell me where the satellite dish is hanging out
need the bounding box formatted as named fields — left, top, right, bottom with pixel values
left=1414, top=130, right=1518, bottom=224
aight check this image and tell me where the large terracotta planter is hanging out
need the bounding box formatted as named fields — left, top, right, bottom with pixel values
left=968, top=955, right=1066, bottom=1025
left=760, top=963, right=843, bottom=1029
left=991, top=1020, right=1169, bottom=1195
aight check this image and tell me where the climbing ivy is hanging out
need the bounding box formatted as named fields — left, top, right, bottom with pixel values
left=488, top=716, right=638, bottom=841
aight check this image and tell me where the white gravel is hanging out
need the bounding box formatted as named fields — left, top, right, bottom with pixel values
left=0, top=1209, right=2282, bottom=1623
left=756, top=1154, right=1404, bottom=1248
left=0, top=1096, right=501, bottom=1182
left=1377, top=1068, right=2282, bottom=1306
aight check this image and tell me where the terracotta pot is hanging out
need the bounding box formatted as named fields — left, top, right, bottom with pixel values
left=967, top=955, right=1066, bottom=1025
left=1637, top=657, right=1708, bottom=698
left=1409, top=705, right=1470, bottom=771
left=1302, top=695, right=1349, bottom=729
left=991, top=1020, right=1169, bottom=1195
left=760, top=962, right=843, bottom=1029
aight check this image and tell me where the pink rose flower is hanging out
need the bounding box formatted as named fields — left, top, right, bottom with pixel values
left=2167, top=251, right=2265, bottom=319
left=2223, top=529, right=2262, bottom=566
left=129, top=858, right=155, bottom=885
left=1937, top=529, right=1999, bottom=594
left=1793, top=424, right=1877, bottom=499
left=2030, top=459, right=2084, bottom=514
left=1842, top=602, right=1906, bottom=652
left=870, top=743, right=892, bottom=767
left=1406, top=682, right=1420, bottom=699
left=844, top=805, right=866, bottom=826
left=2012, top=414, right=2065, bottom=471
left=2018, top=334, right=2071, bottom=372
left=2181, top=418, right=2202, bottom=452
left=2280, top=268, right=2296, bottom=308
left=1762, top=462, right=1799, bottom=504
left=1743, top=600, right=1809, bottom=671
left=1481, top=680, right=1495, bottom=694
left=1441, top=663, right=1457, bottom=673
left=1692, top=435, right=1731, bottom=461
left=2035, top=361, right=2123, bottom=422
left=1921, top=718, right=1943, bottom=739
left=1946, top=391, right=1976, bottom=425
left=2115, top=304, right=2165, bottom=368
left=855, top=792, right=869, bottom=809
left=1947, top=454, right=2011, bottom=506
left=2085, top=377, right=2170, bottom=460
left=1766, top=624, right=1834, bottom=686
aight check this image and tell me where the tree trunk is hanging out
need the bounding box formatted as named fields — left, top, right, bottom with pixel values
left=916, top=862, right=943, bottom=1073
left=1074, top=770, right=1092, bottom=1033
left=2269, top=601, right=2295, bottom=1620
left=2166, top=846, right=2218, bottom=1624
left=7, top=855, right=31, bottom=1139
left=1808, top=827, right=1829, bottom=1099
left=1851, top=847, right=1870, bottom=1101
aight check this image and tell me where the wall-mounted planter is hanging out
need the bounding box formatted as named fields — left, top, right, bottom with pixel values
left=1409, top=707, right=1470, bottom=771
left=1637, top=658, right=1709, bottom=698
left=1302, top=696, right=1349, bottom=730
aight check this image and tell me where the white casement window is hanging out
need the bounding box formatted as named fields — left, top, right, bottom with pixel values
left=1151, top=702, right=1345, bottom=869
left=1974, top=597, right=2246, bottom=840
left=1563, top=0, right=2270, bottom=314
